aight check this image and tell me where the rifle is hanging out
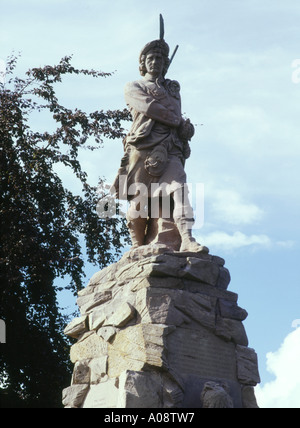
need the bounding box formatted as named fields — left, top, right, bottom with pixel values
left=159, top=14, right=179, bottom=72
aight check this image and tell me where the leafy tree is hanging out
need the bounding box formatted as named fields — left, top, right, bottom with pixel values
left=0, top=55, right=130, bottom=408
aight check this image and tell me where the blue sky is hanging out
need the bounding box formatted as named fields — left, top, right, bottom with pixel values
left=1, top=0, right=300, bottom=407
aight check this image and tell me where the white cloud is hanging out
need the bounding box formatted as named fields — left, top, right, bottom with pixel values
left=197, top=230, right=294, bottom=253
left=211, top=189, right=264, bottom=226
left=255, top=328, right=300, bottom=408
left=198, top=231, right=272, bottom=252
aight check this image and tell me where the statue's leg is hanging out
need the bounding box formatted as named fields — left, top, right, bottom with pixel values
left=173, top=186, right=209, bottom=253
left=145, top=196, right=181, bottom=250
left=126, top=201, right=148, bottom=249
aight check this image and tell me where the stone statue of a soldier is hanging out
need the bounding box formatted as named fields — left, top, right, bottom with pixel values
left=113, top=18, right=208, bottom=253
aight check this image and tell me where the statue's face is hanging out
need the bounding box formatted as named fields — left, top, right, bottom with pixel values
left=145, top=51, right=164, bottom=78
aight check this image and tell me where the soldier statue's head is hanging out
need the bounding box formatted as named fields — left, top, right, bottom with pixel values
left=139, top=39, right=170, bottom=77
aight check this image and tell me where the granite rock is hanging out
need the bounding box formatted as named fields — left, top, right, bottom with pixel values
left=63, top=247, right=260, bottom=408
left=64, top=316, right=88, bottom=339
left=62, top=384, right=89, bottom=408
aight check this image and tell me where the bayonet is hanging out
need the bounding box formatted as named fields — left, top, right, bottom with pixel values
left=159, top=14, right=165, bottom=40
left=159, top=14, right=179, bottom=72
left=169, top=44, right=179, bottom=68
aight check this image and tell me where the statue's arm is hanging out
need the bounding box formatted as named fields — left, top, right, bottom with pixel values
left=125, top=82, right=181, bottom=128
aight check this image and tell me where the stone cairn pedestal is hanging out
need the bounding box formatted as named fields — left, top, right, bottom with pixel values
left=62, top=245, right=260, bottom=408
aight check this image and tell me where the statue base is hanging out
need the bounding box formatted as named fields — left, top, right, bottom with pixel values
left=63, top=244, right=260, bottom=408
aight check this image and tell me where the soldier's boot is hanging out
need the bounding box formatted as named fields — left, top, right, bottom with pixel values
left=175, top=217, right=209, bottom=253
left=127, top=218, right=148, bottom=249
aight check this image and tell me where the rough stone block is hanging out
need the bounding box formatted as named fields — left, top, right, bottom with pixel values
left=89, top=308, right=106, bottom=331
left=62, top=384, right=89, bottom=408
left=118, top=370, right=163, bottom=408
left=89, top=300, right=136, bottom=331
left=82, top=379, right=119, bottom=408
left=136, top=286, right=216, bottom=331
left=89, top=356, right=108, bottom=384
left=236, top=345, right=261, bottom=386
left=70, top=332, right=108, bottom=363
left=130, top=276, right=183, bottom=292
left=64, top=316, right=88, bottom=339
left=218, top=299, right=248, bottom=321
left=215, top=317, right=249, bottom=346
left=217, top=267, right=231, bottom=290
left=77, top=290, right=112, bottom=314
left=136, top=287, right=187, bottom=326
left=173, top=291, right=216, bottom=331
left=241, top=386, right=259, bottom=408
left=180, top=257, right=220, bottom=286
left=97, top=326, right=117, bottom=342
left=72, top=360, right=90, bottom=385
left=104, top=302, right=136, bottom=328
left=108, top=324, right=169, bottom=378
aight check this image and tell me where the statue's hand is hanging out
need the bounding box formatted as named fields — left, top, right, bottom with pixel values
left=178, top=118, right=195, bottom=141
